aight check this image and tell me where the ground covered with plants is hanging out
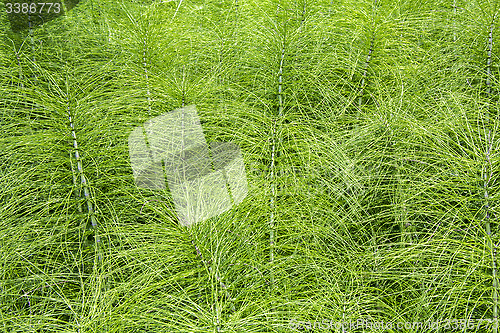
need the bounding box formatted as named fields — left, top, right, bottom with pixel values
left=1, top=0, right=500, bottom=332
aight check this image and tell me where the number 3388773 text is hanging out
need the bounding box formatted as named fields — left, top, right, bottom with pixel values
left=5, top=3, right=61, bottom=14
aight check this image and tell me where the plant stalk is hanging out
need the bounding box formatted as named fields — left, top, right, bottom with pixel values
left=484, top=15, right=498, bottom=333
left=269, top=39, right=285, bottom=292
left=65, top=71, right=104, bottom=301
left=143, top=37, right=152, bottom=117
left=358, top=35, right=374, bottom=111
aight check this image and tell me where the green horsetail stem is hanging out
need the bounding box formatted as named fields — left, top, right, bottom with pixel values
left=66, top=88, right=101, bottom=265
left=11, top=39, right=24, bottom=90
left=485, top=13, right=498, bottom=333
left=358, top=35, right=374, bottom=110
left=269, top=36, right=285, bottom=292
left=143, top=37, right=152, bottom=118
left=358, top=0, right=379, bottom=112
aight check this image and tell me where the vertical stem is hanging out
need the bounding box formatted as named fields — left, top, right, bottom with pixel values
left=270, top=130, right=276, bottom=289
left=358, top=35, right=374, bottom=111
left=11, top=39, right=27, bottom=134
left=65, top=69, right=103, bottom=298
left=192, top=236, right=235, bottom=331
left=484, top=132, right=497, bottom=332
left=70, top=152, right=83, bottom=213
left=143, top=37, right=152, bottom=117
left=486, top=19, right=494, bottom=104
left=27, top=11, right=37, bottom=135
left=182, top=64, right=186, bottom=108
left=218, top=37, right=225, bottom=108
left=300, top=1, right=306, bottom=26
left=484, top=15, right=498, bottom=333
left=68, top=104, right=100, bottom=256
left=233, top=0, right=239, bottom=38
left=28, top=12, right=35, bottom=84
left=11, top=40, right=24, bottom=90
left=270, top=40, right=285, bottom=292
left=278, top=44, right=284, bottom=119
left=358, top=0, right=377, bottom=112
left=452, top=0, right=457, bottom=42
left=191, top=239, right=227, bottom=332
left=494, top=246, right=499, bottom=332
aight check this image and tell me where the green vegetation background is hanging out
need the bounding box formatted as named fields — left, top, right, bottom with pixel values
left=0, top=0, right=499, bottom=332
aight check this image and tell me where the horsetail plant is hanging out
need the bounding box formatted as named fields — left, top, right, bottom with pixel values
left=27, top=11, right=36, bottom=84
left=357, top=0, right=377, bottom=112
left=453, top=0, right=457, bottom=42
left=484, top=12, right=499, bottom=332
left=268, top=10, right=287, bottom=293
left=10, top=38, right=24, bottom=90
left=358, top=35, right=375, bottom=111
left=143, top=36, right=152, bottom=118
left=65, top=70, right=103, bottom=287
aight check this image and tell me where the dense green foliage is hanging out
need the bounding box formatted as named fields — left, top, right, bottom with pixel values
left=1, top=0, right=500, bottom=332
